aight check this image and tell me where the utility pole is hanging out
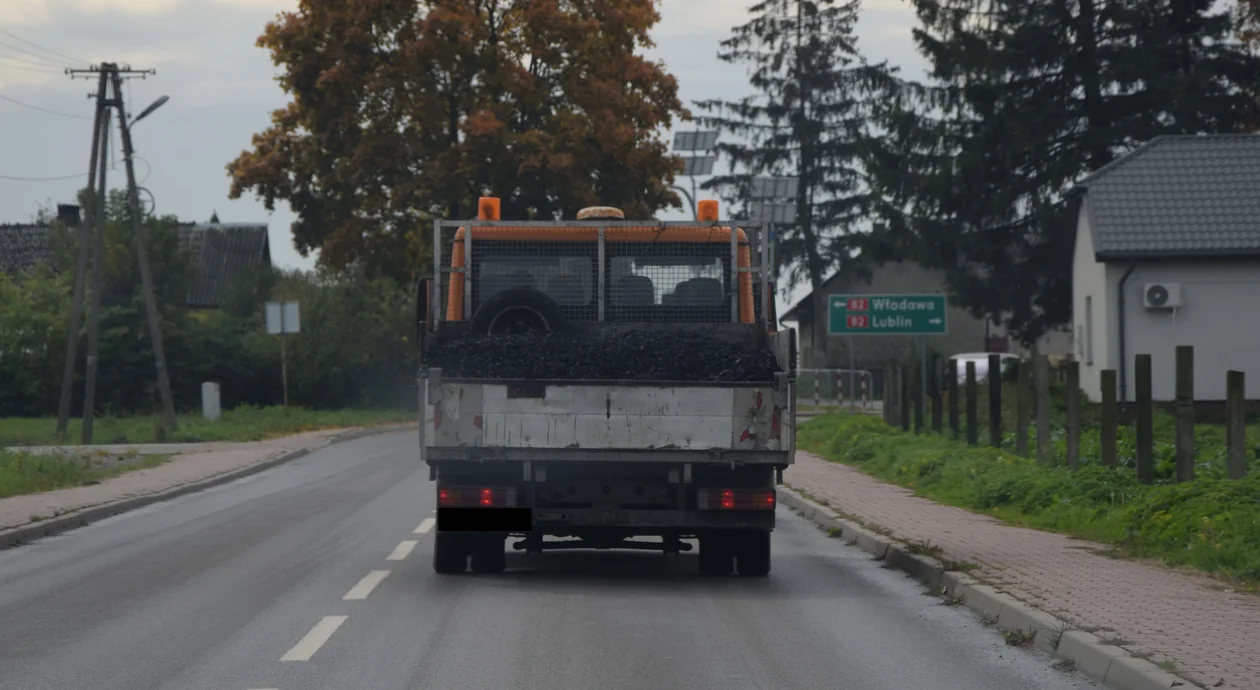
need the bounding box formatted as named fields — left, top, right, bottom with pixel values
left=81, top=105, right=111, bottom=445
left=55, top=69, right=109, bottom=440
left=112, top=67, right=178, bottom=432
left=65, top=62, right=177, bottom=442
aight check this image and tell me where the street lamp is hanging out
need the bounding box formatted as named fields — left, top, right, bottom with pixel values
left=131, top=94, right=169, bottom=126
left=672, top=130, right=719, bottom=219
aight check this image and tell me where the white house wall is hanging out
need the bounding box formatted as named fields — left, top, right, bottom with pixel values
left=1072, top=203, right=1112, bottom=402
left=1112, top=261, right=1260, bottom=402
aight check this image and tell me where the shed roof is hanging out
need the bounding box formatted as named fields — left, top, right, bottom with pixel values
left=178, top=224, right=271, bottom=308
left=1075, top=133, right=1260, bottom=259
left=0, top=222, right=271, bottom=307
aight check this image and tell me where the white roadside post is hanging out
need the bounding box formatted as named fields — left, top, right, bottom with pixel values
left=201, top=382, right=221, bottom=421
left=266, top=301, right=301, bottom=409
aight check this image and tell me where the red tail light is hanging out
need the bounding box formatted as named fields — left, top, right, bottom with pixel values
left=437, top=486, right=517, bottom=508
left=698, top=488, right=776, bottom=511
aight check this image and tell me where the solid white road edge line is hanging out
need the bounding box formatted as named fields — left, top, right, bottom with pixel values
left=387, top=540, right=418, bottom=561
left=414, top=518, right=435, bottom=534
left=343, top=570, right=391, bottom=600
left=279, top=616, right=348, bottom=662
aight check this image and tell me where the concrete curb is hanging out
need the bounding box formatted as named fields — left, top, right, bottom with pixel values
left=777, top=486, right=1197, bottom=690
left=0, top=422, right=416, bottom=551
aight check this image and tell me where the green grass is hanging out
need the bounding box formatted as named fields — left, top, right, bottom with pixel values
left=0, top=406, right=414, bottom=447
left=799, top=413, right=1260, bottom=589
left=0, top=451, right=172, bottom=500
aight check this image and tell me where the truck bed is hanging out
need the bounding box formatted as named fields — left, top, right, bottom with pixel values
left=421, top=376, right=794, bottom=461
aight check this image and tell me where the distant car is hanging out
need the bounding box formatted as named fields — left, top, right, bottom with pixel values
left=952, top=352, right=1019, bottom=383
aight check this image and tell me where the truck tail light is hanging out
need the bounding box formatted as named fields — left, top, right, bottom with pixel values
left=437, top=486, right=517, bottom=508
left=697, top=489, right=776, bottom=511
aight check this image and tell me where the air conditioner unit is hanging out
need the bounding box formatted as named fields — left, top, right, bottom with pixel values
left=1143, top=283, right=1182, bottom=310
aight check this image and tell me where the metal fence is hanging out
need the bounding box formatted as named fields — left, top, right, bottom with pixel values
left=797, top=368, right=876, bottom=410
left=430, top=218, right=775, bottom=327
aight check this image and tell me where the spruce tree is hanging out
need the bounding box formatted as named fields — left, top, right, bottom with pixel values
left=696, top=0, right=895, bottom=293
left=865, top=0, right=1260, bottom=344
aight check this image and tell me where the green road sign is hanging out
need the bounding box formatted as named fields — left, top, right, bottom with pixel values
left=828, top=294, right=948, bottom=335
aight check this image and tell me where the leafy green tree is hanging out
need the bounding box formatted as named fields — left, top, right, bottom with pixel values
left=0, top=267, right=72, bottom=416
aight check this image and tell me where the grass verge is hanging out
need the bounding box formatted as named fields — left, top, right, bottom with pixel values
left=799, top=413, right=1260, bottom=589
left=0, top=450, right=172, bottom=500
left=0, top=406, right=414, bottom=446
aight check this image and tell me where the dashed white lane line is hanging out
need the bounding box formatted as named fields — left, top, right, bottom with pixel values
left=343, top=570, right=391, bottom=600
left=280, top=616, right=348, bottom=662
left=414, top=518, right=435, bottom=534
left=387, top=540, right=418, bottom=561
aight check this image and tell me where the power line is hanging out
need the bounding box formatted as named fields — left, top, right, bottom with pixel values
left=0, top=171, right=88, bottom=181
left=0, top=38, right=75, bottom=68
left=0, top=48, right=66, bottom=70
left=0, top=28, right=85, bottom=66
left=0, top=93, right=91, bottom=119
left=0, top=60, right=63, bottom=74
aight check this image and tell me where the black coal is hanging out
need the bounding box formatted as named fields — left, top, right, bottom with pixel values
left=426, top=330, right=780, bottom=382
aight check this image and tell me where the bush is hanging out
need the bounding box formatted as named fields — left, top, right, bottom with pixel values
left=0, top=255, right=419, bottom=418
left=800, top=413, right=1260, bottom=585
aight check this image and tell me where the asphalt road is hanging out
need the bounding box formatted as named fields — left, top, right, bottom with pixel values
left=0, top=432, right=1097, bottom=690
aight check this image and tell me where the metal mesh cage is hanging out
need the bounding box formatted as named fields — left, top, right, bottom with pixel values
left=432, top=219, right=773, bottom=327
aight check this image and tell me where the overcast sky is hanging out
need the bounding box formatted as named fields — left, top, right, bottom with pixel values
left=1, top=0, right=928, bottom=310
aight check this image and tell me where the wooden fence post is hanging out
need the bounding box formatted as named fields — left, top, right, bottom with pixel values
left=1227, top=370, right=1246, bottom=479
left=1174, top=346, right=1195, bottom=483
left=884, top=361, right=896, bottom=425
left=931, top=355, right=943, bottom=434
left=901, top=365, right=911, bottom=432
left=1035, top=354, right=1051, bottom=462
left=917, top=357, right=927, bottom=433
left=948, top=358, right=960, bottom=440
left=1066, top=360, right=1080, bottom=470
left=1100, top=369, right=1118, bottom=467
left=988, top=353, right=1002, bottom=448
left=1135, top=354, right=1154, bottom=484
left=965, top=361, right=978, bottom=446
left=1016, top=359, right=1030, bottom=457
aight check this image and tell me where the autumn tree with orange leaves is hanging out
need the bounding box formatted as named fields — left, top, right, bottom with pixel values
left=228, top=0, right=688, bottom=281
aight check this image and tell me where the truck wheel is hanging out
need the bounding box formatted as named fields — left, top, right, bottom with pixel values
left=433, top=532, right=469, bottom=575
left=698, top=535, right=734, bottom=576
left=469, top=533, right=507, bottom=574
left=470, top=288, right=567, bottom=335
left=735, top=531, right=771, bottom=577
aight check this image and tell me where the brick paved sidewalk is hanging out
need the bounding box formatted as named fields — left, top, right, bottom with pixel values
left=0, top=426, right=409, bottom=531
left=788, top=450, right=1260, bottom=690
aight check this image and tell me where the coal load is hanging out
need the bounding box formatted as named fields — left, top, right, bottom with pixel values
left=427, top=330, right=780, bottom=382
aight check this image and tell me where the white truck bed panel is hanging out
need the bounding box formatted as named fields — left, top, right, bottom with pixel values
left=424, top=382, right=790, bottom=452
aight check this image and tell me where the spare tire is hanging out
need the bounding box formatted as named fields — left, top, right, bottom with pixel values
left=470, top=287, right=568, bottom=335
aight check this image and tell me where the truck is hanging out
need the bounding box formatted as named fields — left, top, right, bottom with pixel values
left=415, top=196, right=797, bottom=577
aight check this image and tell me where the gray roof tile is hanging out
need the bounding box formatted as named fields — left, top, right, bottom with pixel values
left=178, top=224, right=271, bottom=308
left=1077, top=133, right=1260, bottom=258
left=0, top=224, right=55, bottom=276
left=0, top=222, right=271, bottom=307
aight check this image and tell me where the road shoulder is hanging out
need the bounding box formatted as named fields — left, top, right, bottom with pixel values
left=0, top=423, right=416, bottom=550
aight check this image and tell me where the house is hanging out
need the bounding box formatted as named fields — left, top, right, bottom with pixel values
left=178, top=223, right=272, bottom=309
left=1070, top=133, right=1260, bottom=403
left=0, top=209, right=272, bottom=309
left=779, top=260, right=1071, bottom=395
